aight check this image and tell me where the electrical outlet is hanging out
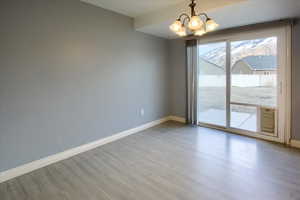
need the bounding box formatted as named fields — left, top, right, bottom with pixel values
left=140, top=108, right=145, bottom=116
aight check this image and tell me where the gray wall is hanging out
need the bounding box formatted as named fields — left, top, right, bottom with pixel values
left=169, top=20, right=300, bottom=140
left=169, top=40, right=186, bottom=118
left=0, top=0, right=170, bottom=172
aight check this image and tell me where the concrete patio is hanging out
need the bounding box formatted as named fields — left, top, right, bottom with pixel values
left=198, top=108, right=257, bottom=132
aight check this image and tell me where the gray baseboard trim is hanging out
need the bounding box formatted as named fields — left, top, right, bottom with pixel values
left=291, top=139, right=300, bottom=149
left=169, top=116, right=186, bottom=123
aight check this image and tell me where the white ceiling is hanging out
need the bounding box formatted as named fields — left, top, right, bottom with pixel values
left=81, top=0, right=300, bottom=39
left=81, top=0, right=186, bottom=17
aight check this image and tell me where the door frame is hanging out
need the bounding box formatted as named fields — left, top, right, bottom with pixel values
left=197, top=25, right=291, bottom=144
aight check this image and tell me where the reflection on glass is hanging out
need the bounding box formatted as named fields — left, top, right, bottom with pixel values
left=198, top=42, right=226, bottom=126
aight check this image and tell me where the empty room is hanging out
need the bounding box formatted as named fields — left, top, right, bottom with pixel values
left=1, top=0, right=300, bottom=199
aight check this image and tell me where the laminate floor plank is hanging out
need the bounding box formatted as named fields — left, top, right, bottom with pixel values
left=1, top=121, right=300, bottom=200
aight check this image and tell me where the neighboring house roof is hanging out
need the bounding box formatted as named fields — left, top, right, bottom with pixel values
left=242, top=55, right=277, bottom=71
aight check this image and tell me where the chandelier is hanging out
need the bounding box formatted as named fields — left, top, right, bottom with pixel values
left=170, top=0, right=219, bottom=37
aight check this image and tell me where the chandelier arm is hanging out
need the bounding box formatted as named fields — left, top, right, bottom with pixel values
left=182, top=16, right=191, bottom=26
left=178, top=13, right=190, bottom=22
left=198, top=13, right=209, bottom=20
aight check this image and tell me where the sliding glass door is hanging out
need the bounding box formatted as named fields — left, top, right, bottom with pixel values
left=198, top=42, right=227, bottom=127
left=197, top=26, right=289, bottom=142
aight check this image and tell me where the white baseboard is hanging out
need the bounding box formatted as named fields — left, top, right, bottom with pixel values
left=0, top=116, right=170, bottom=183
left=291, top=139, right=300, bottom=149
left=169, top=116, right=186, bottom=123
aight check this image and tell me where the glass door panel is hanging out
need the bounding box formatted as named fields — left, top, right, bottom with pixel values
left=198, top=42, right=226, bottom=127
left=230, top=37, right=278, bottom=134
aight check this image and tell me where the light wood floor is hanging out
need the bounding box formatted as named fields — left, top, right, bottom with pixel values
left=1, top=121, right=300, bottom=200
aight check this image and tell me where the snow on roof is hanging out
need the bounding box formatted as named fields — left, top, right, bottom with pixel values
left=242, top=55, right=277, bottom=71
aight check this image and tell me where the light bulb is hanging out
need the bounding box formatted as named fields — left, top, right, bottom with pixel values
left=206, top=18, right=219, bottom=32
left=169, top=20, right=182, bottom=33
left=188, top=16, right=203, bottom=31
left=194, top=28, right=206, bottom=36
left=176, top=26, right=187, bottom=37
